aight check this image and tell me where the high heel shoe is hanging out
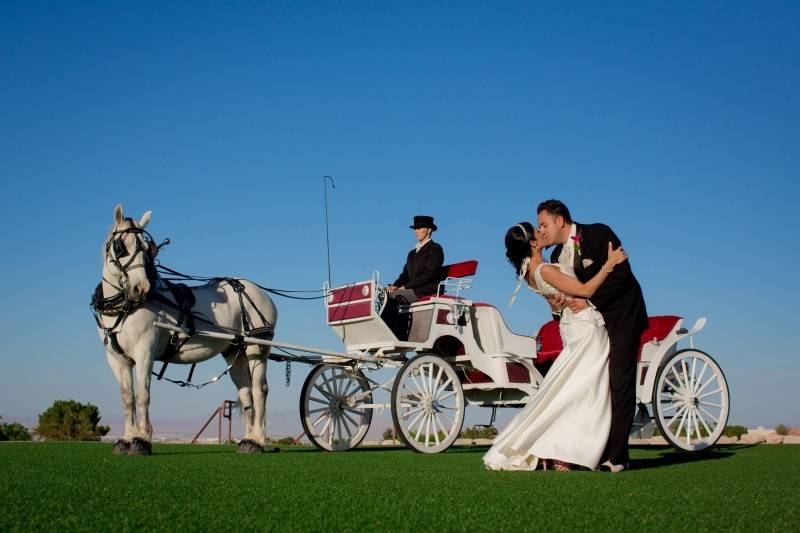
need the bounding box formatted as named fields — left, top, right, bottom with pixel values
left=553, top=460, right=572, bottom=472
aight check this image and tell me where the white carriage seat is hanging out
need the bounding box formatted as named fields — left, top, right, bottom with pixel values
left=472, top=303, right=537, bottom=359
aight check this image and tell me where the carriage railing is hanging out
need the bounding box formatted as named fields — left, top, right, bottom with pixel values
left=437, top=276, right=473, bottom=299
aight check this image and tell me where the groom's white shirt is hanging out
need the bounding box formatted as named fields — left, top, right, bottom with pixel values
left=560, top=223, right=597, bottom=309
left=558, top=223, right=577, bottom=278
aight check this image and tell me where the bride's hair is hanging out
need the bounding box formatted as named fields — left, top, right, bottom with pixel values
left=505, top=222, right=536, bottom=276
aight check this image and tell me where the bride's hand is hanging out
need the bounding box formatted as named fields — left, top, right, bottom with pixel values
left=606, top=242, right=628, bottom=267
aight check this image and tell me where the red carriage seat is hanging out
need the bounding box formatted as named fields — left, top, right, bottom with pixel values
left=535, top=320, right=562, bottom=363
left=638, top=316, right=681, bottom=359
left=536, top=315, right=683, bottom=362
left=442, top=260, right=478, bottom=279
left=415, top=260, right=478, bottom=304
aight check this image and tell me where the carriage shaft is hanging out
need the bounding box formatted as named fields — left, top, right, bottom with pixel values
left=151, top=321, right=385, bottom=364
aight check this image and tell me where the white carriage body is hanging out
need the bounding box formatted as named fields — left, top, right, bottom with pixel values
left=323, top=269, right=712, bottom=407
left=635, top=316, right=708, bottom=402
left=324, top=266, right=544, bottom=407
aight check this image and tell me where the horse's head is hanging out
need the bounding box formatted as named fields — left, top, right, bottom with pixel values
left=103, top=204, right=157, bottom=303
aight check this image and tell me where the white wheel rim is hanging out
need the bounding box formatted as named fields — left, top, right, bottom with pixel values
left=303, top=366, right=372, bottom=451
left=655, top=350, right=729, bottom=451
left=395, top=355, right=464, bottom=453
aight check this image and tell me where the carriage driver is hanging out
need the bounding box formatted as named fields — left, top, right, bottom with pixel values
left=386, top=215, right=445, bottom=305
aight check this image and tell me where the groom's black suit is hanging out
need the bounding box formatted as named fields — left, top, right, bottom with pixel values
left=552, top=222, right=648, bottom=466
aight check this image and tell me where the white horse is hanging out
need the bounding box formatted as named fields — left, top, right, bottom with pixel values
left=94, top=205, right=277, bottom=455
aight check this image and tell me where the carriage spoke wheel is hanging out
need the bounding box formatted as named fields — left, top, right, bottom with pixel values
left=300, top=364, right=373, bottom=451
left=653, top=349, right=729, bottom=451
left=391, top=354, right=465, bottom=454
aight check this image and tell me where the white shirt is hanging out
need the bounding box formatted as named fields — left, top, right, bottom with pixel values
left=415, top=238, right=431, bottom=253
left=559, top=223, right=597, bottom=309
left=558, top=224, right=577, bottom=277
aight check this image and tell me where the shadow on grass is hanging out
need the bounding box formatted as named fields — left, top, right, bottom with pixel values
left=629, top=447, right=736, bottom=470
left=268, top=444, right=494, bottom=454
left=151, top=447, right=297, bottom=456
left=279, top=445, right=410, bottom=453
left=446, top=445, right=491, bottom=454
left=329, top=445, right=496, bottom=454
left=144, top=449, right=235, bottom=456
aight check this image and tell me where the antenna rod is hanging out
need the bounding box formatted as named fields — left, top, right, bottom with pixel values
left=323, top=175, right=336, bottom=286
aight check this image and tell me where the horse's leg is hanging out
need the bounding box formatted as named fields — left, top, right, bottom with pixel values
left=129, top=355, right=154, bottom=455
left=225, top=349, right=261, bottom=453
left=105, top=351, right=135, bottom=454
left=247, top=347, right=269, bottom=447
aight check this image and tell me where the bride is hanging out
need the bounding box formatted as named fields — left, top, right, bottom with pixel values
left=483, top=222, right=628, bottom=471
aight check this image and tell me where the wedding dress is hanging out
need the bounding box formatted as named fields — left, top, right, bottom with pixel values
left=483, top=263, right=611, bottom=470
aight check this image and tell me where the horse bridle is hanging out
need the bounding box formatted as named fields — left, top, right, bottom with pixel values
left=103, top=225, right=157, bottom=296
left=91, top=224, right=161, bottom=360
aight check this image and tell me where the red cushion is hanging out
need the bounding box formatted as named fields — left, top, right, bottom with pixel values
left=462, top=369, right=493, bottom=384
left=638, top=316, right=681, bottom=359
left=443, top=260, right=478, bottom=279
left=536, top=315, right=683, bottom=363
left=535, top=320, right=562, bottom=363
left=506, top=362, right=531, bottom=383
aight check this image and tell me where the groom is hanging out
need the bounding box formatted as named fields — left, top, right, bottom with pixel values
left=536, top=199, right=648, bottom=471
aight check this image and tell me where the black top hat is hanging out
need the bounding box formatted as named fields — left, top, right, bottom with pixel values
left=410, top=215, right=437, bottom=231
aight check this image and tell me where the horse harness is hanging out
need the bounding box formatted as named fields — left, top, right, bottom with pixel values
left=90, top=223, right=274, bottom=384
left=91, top=224, right=158, bottom=359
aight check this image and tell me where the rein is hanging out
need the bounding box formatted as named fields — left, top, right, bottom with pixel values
left=155, top=264, right=329, bottom=300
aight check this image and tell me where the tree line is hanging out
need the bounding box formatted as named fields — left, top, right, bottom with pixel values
left=1, top=400, right=109, bottom=441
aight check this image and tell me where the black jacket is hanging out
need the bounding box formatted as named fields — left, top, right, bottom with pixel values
left=393, top=241, right=445, bottom=297
left=551, top=223, right=648, bottom=341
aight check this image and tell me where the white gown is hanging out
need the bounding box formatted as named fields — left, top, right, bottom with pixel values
left=483, top=263, right=611, bottom=470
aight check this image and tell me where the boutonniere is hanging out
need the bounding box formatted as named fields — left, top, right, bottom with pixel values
left=571, top=235, right=582, bottom=256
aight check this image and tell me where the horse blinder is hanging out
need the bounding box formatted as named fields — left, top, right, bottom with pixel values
left=113, top=238, right=129, bottom=259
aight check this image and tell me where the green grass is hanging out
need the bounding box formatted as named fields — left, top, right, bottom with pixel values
left=1, top=443, right=797, bottom=532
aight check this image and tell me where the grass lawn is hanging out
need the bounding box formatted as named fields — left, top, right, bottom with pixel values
left=1, top=442, right=797, bottom=532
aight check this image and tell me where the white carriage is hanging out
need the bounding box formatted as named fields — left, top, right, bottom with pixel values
left=299, top=261, right=730, bottom=453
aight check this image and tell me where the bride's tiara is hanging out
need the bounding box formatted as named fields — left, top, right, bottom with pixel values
left=516, top=223, right=529, bottom=241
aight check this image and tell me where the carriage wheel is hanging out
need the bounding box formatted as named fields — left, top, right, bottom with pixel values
left=391, top=354, right=465, bottom=454
left=652, top=349, right=729, bottom=451
left=300, top=364, right=373, bottom=451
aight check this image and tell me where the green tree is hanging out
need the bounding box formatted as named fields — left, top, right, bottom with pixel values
left=460, top=426, right=498, bottom=439
left=775, top=424, right=790, bottom=436
left=723, top=425, right=748, bottom=438
left=0, top=416, right=32, bottom=441
left=34, top=400, right=110, bottom=441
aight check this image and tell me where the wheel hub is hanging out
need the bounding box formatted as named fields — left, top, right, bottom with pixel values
left=329, top=396, right=345, bottom=413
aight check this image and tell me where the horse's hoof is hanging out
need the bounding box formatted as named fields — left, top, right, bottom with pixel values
left=236, top=439, right=264, bottom=454
left=112, top=439, right=130, bottom=455
left=129, top=438, right=153, bottom=456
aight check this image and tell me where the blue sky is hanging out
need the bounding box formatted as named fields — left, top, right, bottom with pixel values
left=1, top=1, right=797, bottom=437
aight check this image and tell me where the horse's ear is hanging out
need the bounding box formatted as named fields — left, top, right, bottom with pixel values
left=138, top=211, right=152, bottom=229
left=114, top=204, right=124, bottom=225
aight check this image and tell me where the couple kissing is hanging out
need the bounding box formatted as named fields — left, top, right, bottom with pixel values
left=484, top=199, right=647, bottom=472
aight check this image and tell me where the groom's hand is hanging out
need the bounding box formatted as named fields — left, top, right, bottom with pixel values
left=567, top=298, right=589, bottom=313
left=546, top=293, right=568, bottom=312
